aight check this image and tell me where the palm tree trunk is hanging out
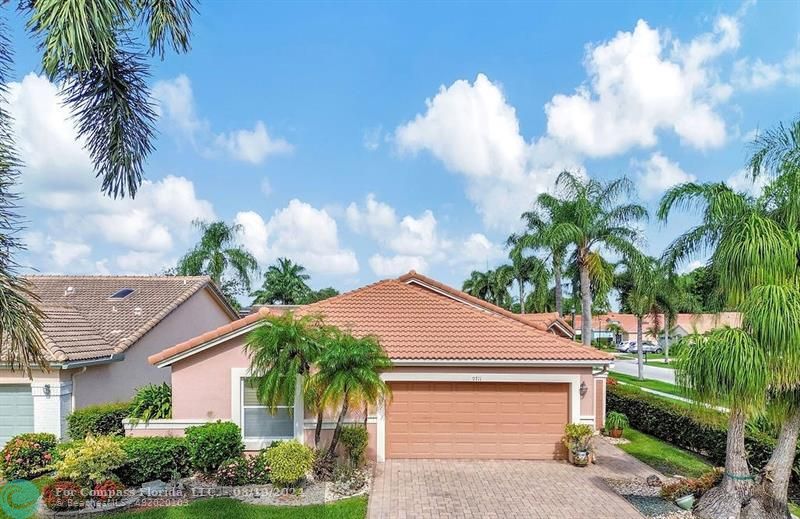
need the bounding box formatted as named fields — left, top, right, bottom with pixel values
left=518, top=277, right=526, bottom=314
left=637, top=316, right=644, bottom=380
left=694, top=409, right=754, bottom=519
left=663, top=313, right=670, bottom=363
left=553, top=257, right=563, bottom=317
left=579, top=261, right=592, bottom=346
left=314, top=410, right=323, bottom=447
left=745, top=406, right=800, bottom=519
left=327, top=397, right=350, bottom=459
left=363, top=404, right=368, bottom=428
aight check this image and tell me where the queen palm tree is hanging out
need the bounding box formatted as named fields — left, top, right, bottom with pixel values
left=503, top=237, right=550, bottom=314
left=244, top=312, right=328, bottom=447
left=251, top=258, right=311, bottom=305
left=520, top=194, right=572, bottom=316
left=176, top=220, right=259, bottom=307
left=312, top=331, right=391, bottom=458
left=544, top=171, right=647, bottom=345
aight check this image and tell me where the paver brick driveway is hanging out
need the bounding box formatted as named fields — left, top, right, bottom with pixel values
left=368, top=440, right=654, bottom=519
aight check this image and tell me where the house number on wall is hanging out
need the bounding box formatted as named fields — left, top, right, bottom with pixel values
left=471, top=376, right=482, bottom=382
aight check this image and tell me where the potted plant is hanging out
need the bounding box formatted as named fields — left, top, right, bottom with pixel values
left=562, top=424, right=595, bottom=467
left=605, top=411, right=629, bottom=438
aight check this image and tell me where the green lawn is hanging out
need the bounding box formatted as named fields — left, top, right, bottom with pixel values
left=617, top=428, right=712, bottom=478
left=609, top=372, right=683, bottom=397
left=107, top=497, right=367, bottom=519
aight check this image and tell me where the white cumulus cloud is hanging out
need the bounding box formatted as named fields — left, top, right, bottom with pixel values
left=368, top=254, right=428, bottom=277
left=235, top=200, right=359, bottom=276
left=634, top=153, right=696, bottom=199
left=153, top=75, right=291, bottom=165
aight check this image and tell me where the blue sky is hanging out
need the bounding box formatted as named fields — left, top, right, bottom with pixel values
left=6, top=0, right=799, bottom=298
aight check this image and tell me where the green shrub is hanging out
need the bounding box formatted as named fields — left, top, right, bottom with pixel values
left=562, top=423, right=593, bottom=454
left=0, top=432, right=58, bottom=479
left=54, top=435, right=127, bottom=487
left=185, top=421, right=243, bottom=474
left=214, top=453, right=270, bottom=486
left=67, top=402, right=131, bottom=439
left=607, top=384, right=800, bottom=500
left=128, top=383, right=172, bottom=424
left=340, top=426, right=369, bottom=466
left=265, top=440, right=314, bottom=487
left=115, top=437, right=192, bottom=486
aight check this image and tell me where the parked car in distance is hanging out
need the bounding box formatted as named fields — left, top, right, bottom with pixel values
left=626, top=340, right=663, bottom=354
left=616, top=340, right=635, bottom=352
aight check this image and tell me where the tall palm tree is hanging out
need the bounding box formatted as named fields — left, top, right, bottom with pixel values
left=251, top=258, right=311, bottom=305
left=462, top=268, right=513, bottom=308
left=244, top=312, right=328, bottom=447
left=620, top=256, right=673, bottom=379
left=659, top=117, right=800, bottom=516
left=520, top=194, right=571, bottom=316
left=503, top=237, right=550, bottom=314
left=177, top=220, right=259, bottom=306
left=312, top=331, right=391, bottom=458
left=545, top=171, right=647, bottom=345
left=0, top=46, right=46, bottom=374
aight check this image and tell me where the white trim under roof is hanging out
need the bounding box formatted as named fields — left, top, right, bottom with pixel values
left=390, top=359, right=613, bottom=367
left=154, top=321, right=267, bottom=368
left=403, top=278, right=497, bottom=315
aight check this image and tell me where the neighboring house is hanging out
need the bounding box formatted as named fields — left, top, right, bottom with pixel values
left=0, top=276, right=237, bottom=446
left=572, top=312, right=742, bottom=344
left=670, top=312, right=741, bottom=338
left=139, top=271, right=613, bottom=462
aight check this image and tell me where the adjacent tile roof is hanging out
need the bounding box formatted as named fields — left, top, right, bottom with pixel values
left=24, top=276, right=234, bottom=363
left=516, top=312, right=574, bottom=336
left=573, top=312, right=741, bottom=337
left=150, top=273, right=612, bottom=366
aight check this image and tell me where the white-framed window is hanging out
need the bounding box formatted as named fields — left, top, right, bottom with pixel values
left=240, top=378, right=294, bottom=440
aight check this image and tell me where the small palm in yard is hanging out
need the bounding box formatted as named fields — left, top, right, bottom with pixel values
left=312, top=331, right=391, bottom=458
left=245, top=313, right=328, bottom=446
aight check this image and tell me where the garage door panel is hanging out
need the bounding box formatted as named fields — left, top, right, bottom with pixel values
left=386, top=381, right=569, bottom=460
left=0, top=384, right=34, bottom=448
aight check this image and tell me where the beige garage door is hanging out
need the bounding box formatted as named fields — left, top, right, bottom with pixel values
left=386, top=381, right=569, bottom=459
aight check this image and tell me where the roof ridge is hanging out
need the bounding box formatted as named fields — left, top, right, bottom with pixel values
left=113, top=278, right=212, bottom=354
left=398, top=282, right=600, bottom=352
left=397, top=271, right=576, bottom=335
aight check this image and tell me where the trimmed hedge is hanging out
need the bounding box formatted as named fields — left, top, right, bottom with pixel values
left=607, top=384, right=800, bottom=499
left=185, top=421, right=244, bottom=474
left=115, top=437, right=192, bottom=486
left=67, top=402, right=131, bottom=439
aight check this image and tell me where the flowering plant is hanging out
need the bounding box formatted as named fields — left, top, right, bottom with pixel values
left=215, top=454, right=270, bottom=486
left=0, top=433, right=58, bottom=479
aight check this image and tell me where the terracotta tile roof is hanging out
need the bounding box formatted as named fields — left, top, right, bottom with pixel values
left=516, top=312, right=574, bottom=335
left=24, top=275, right=234, bottom=362
left=150, top=274, right=612, bottom=366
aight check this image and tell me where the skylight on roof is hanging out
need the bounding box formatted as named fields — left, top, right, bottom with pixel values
left=110, top=288, right=135, bottom=299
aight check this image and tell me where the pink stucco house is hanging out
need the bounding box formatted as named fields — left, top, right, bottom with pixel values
left=139, top=271, right=613, bottom=461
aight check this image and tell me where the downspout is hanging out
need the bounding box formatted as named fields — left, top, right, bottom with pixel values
left=69, top=367, right=88, bottom=424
